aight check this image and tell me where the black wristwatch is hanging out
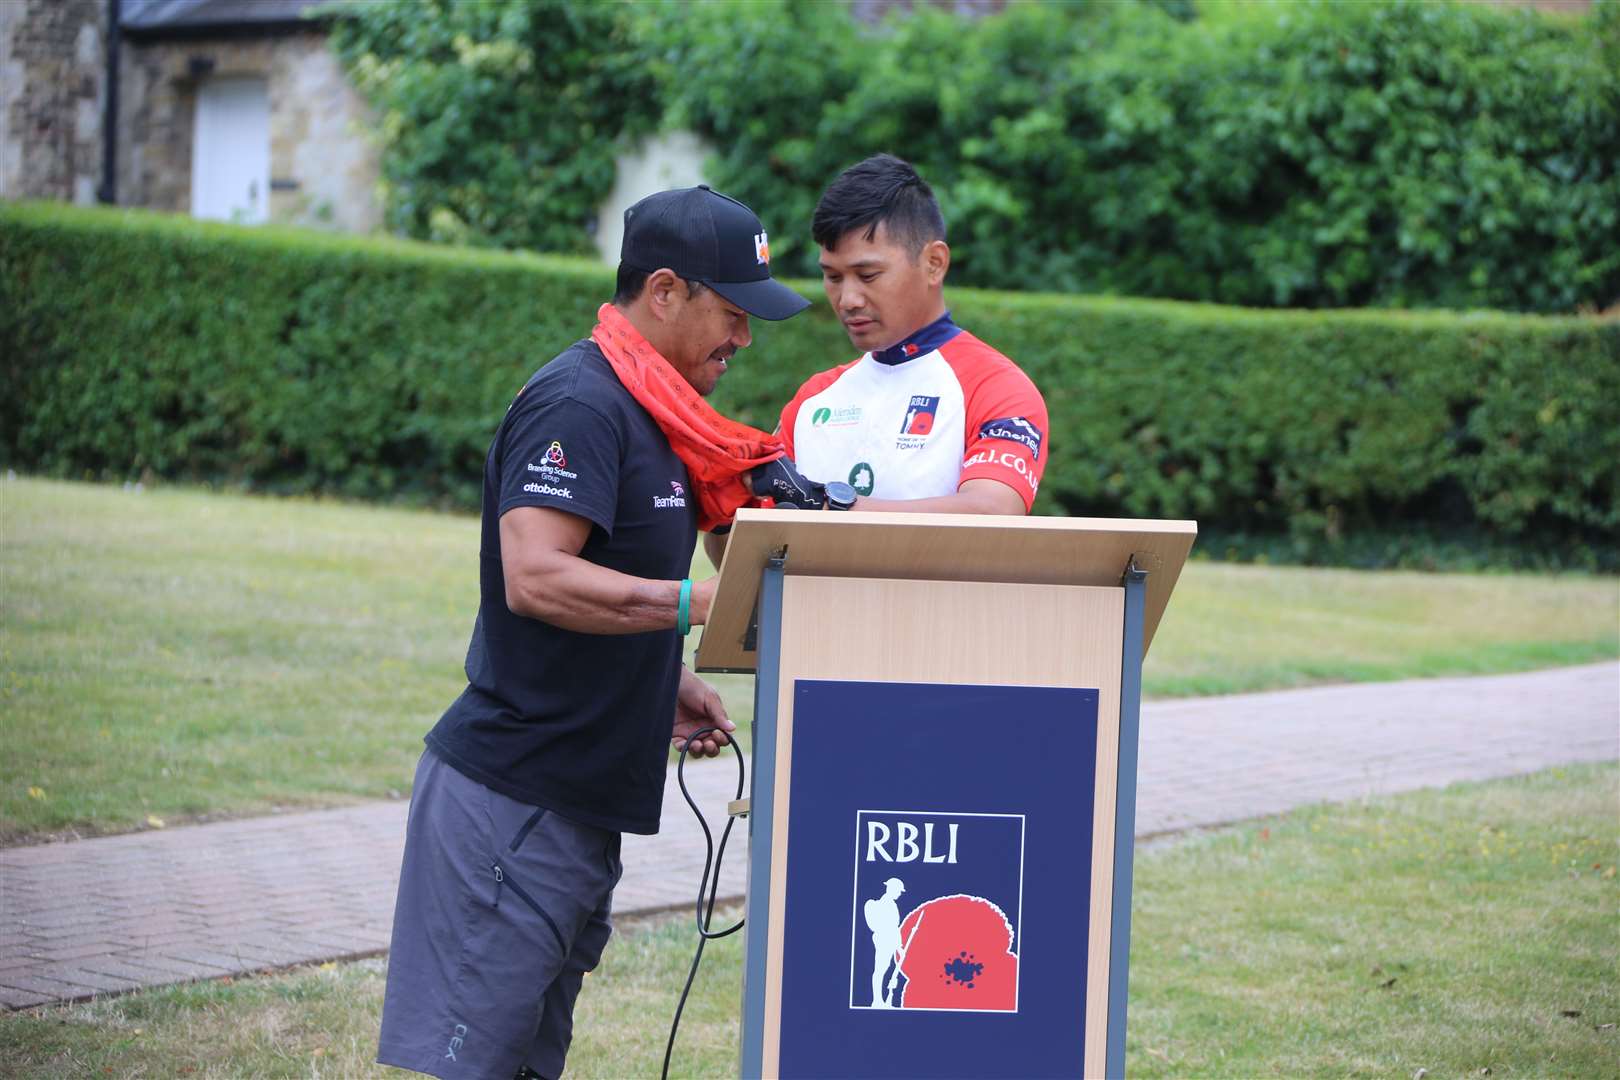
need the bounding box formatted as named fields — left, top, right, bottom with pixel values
left=824, top=481, right=858, bottom=511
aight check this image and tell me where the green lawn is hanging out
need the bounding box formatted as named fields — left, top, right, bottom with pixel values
left=1144, top=560, right=1619, bottom=697
left=2, top=476, right=1616, bottom=841
left=1127, top=763, right=1619, bottom=1077
left=2, top=763, right=1613, bottom=1078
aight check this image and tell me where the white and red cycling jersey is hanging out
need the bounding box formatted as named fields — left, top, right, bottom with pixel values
left=779, top=312, right=1049, bottom=511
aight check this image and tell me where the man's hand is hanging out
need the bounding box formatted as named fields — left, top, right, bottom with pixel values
left=752, top=457, right=826, bottom=510
left=673, top=665, right=734, bottom=758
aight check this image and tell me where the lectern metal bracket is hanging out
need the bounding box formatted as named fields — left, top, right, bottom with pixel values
left=1106, top=550, right=1151, bottom=1078
left=743, top=548, right=789, bottom=653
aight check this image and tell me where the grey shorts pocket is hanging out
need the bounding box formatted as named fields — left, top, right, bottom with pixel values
left=507, top=806, right=547, bottom=852
left=604, top=831, right=622, bottom=885
left=491, top=861, right=567, bottom=954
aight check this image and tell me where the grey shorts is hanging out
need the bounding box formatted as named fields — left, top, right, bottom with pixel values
left=378, top=750, right=622, bottom=1080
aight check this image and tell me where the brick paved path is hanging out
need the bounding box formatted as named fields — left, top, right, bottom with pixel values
left=2, top=662, right=1614, bottom=1010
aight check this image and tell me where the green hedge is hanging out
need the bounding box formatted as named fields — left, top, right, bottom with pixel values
left=3, top=203, right=1616, bottom=568
left=326, top=0, right=659, bottom=254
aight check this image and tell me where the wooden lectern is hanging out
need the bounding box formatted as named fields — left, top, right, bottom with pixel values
left=697, top=509, right=1195, bottom=1080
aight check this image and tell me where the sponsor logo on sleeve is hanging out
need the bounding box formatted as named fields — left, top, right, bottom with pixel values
left=963, top=447, right=1040, bottom=495
left=523, top=481, right=573, bottom=499
left=851, top=810, right=1024, bottom=1013
left=527, top=439, right=579, bottom=480
left=977, top=416, right=1044, bottom=460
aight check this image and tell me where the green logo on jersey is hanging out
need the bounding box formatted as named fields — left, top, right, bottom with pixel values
left=811, top=407, right=833, bottom=427
left=849, top=462, right=875, bottom=496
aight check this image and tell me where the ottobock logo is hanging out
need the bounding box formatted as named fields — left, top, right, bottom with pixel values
left=523, top=481, right=572, bottom=499
left=978, top=416, right=1044, bottom=461
left=653, top=480, right=687, bottom=510
left=850, top=809, right=1024, bottom=1013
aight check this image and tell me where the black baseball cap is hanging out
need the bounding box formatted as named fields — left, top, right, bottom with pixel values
left=620, top=185, right=811, bottom=321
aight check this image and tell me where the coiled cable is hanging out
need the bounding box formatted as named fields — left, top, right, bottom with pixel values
left=660, top=727, right=746, bottom=1080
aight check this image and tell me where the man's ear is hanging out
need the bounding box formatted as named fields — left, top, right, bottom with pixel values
left=922, top=240, right=950, bottom=287
left=645, top=268, right=684, bottom=320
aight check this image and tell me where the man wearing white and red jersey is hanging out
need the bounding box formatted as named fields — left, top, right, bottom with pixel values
left=780, top=154, right=1048, bottom=515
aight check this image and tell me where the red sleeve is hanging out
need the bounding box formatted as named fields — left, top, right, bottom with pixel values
left=778, top=361, right=857, bottom=459
left=942, top=333, right=1049, bottom=512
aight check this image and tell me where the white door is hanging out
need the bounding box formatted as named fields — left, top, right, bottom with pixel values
left=192, top=76, right=269, bottom=224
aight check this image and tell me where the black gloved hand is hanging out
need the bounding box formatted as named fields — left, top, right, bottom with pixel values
left=752, top=456, right=826, bottom=510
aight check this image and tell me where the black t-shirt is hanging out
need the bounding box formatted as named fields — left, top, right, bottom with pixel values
left=425, top=340, right=696, bottom=834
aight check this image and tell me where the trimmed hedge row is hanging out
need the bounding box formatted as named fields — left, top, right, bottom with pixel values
left=3, top=203, right=1616, bottom=567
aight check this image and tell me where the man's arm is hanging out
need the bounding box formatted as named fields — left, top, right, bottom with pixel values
left=728, top=464, right=1026, bottom=524
left=849, top=478, right=1025, bottom=516
left=500, top=506, right=715, bottom=633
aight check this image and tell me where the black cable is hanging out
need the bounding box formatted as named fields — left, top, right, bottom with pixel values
left=661, top=727, right=746, bottom=1080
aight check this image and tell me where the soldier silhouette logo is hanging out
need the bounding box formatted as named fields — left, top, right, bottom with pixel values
left=850, top=811, right=1023, bottom=1012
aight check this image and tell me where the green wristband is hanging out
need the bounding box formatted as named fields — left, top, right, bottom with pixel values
left=677, top=578, right=692, bottom=636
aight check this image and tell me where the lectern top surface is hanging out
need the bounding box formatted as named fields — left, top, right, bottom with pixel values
left=694, top=509, right=1196, bottom=672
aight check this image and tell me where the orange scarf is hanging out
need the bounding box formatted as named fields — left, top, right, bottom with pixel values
left=591, top=303, right=782, bottom=531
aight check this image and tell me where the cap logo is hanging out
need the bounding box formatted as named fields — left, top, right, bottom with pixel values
left=754, top=232, right=771, bottom=265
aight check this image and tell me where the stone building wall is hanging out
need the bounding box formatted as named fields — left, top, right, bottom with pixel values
left=117, top=30, right=381, bottom=232
left=0, top=0, right=108, bottom=204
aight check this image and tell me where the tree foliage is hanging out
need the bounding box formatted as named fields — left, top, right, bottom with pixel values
left=655, top=0, right=1620, bottom=313
left=327, top=0, right=1620, bottom=314
left=327, top=0, right=658, bottom=253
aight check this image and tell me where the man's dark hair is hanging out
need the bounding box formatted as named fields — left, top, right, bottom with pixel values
left=811, top=153, right=946, bottom=256
left=612, top=265, right=708, bottom=306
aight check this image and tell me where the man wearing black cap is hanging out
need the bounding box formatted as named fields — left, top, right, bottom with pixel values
left=377, top=186, right=808, bottom=1080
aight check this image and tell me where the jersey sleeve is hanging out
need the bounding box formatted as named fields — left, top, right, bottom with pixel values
left=778, top=362, right=856, bottom=459
left=496, top=396, right=621, bottom=535
left=954, top=347, right=1049, bottom=512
